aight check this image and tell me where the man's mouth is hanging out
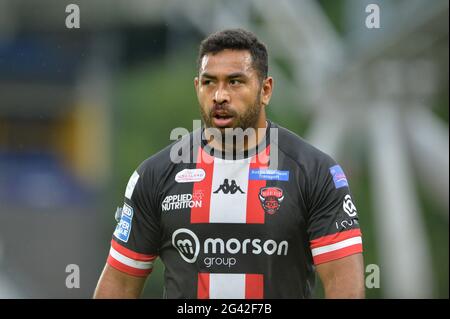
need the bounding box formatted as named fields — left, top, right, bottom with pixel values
left=212, top=112, right=234, bottom=127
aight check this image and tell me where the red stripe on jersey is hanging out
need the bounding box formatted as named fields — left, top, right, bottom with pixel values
left=191, top=147, right=214, bottom=223
left=197, top=273, right=210, bottom=299
left=245, top=274, right=264, bottom=299
left=107, top=254, right=153, bottom=277
left=310, top=228, right=362, bottom=248
left=312, top=243, right=363, bottom=265
left=246, top=146, right=270, bottom=224
left=111, top=239, right=157, bottom=261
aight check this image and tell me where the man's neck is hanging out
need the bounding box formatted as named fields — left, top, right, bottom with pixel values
left=205, top=120, right=268, bottom=154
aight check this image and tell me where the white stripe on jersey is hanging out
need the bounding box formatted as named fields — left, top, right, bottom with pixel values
left=209, top=273, right=246, bottom=299
left=125, top=171, right=139, bottom=200
left=209, top=158, right=251, bottom=223
left=311, top=236, right=362, bottom=256
left=109, top=246, right=154, bottom=270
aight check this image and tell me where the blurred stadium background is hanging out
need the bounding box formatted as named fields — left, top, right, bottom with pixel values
left=0, top=0, right=447, bottom=298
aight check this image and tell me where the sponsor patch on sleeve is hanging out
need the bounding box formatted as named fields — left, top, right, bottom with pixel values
left=329, top=165, right=349, bottom=189
left=113, top=203, right=133, bottom=243
left=249, top=169, right=289, bottom=181
left=125, top=171, right=139, bottom=199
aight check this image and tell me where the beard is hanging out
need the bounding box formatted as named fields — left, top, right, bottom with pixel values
left=199, top=94, right=263, bottom=154
left=199, top=94, right=262, bottom=131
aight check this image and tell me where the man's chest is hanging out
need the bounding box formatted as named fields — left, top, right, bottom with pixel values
left=154, top=158, right=309, bottom=278
left=157, top=159, right=307, bottom=240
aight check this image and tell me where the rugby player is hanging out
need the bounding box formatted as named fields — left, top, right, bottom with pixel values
left=94, top=28, right=365, bottom=299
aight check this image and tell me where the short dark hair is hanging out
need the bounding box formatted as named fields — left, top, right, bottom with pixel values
left=197, top=28, right=268, bottom=80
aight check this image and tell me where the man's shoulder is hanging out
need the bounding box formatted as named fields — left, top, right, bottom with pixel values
left=271, top=121, right=335, bottom=167
left=137, top=129, right=199, bottom=174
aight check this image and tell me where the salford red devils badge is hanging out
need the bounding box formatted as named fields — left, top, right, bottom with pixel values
left=258, top=187, right=284, bottom=215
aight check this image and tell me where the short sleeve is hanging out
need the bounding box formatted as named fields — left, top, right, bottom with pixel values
left=107, top=163, right=161, bottom=277
left=306, top=156, right=363, bottom=265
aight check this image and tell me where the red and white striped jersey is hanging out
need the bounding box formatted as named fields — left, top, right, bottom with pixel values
left=107, top=120, right=363, bottom=298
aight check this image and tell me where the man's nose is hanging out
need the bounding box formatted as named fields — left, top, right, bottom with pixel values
left=213, top=85, right=230, bottom=104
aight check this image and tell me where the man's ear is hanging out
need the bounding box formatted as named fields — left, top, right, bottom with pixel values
left=194, top=77, right=199, bottom=92
left=261, top=76, right=273, bottom=106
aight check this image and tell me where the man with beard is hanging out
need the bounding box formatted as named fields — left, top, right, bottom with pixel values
left=94, top=29, right=365, bottom=299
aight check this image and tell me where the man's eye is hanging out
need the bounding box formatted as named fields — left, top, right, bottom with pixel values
left=230, top=79, right=241, bottom=85
left=202, top=80, right=212, bottom=85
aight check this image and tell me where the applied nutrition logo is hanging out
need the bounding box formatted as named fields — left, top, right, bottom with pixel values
left=162, top=191, right=204, bottom=212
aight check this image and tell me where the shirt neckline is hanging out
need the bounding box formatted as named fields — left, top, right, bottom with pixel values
left=201, top=120, right=272, bottom=160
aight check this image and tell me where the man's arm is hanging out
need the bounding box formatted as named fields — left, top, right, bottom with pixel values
left=93, top=263, right=147, bottom=299
left=316, top=253, right=365, bottom=298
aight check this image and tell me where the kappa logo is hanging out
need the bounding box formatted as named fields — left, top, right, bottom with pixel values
left=259, top=187, right=284, bottom=215
left=213, top=179, right=245, bottom=194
